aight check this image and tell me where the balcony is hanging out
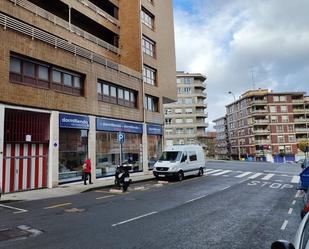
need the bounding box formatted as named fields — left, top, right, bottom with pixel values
left=254, top=129, right=270, bottom=135
left=292, top=99, right=304, bottom=104
left=251, top=99, right=267, bottom=105
left=8, top=0, right=120, bottom=54
left=255, top=140, right=270, bottom=144
left=294, top=118, right=309, bottom=123
left=295, top=128, right=309, bottom=133
left=293, top=108, right=305, bottom=113
left=253, top=119, right=269, bottom=125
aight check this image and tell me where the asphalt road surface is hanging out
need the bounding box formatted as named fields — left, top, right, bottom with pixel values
left=0, top=161, right=304, bottom=249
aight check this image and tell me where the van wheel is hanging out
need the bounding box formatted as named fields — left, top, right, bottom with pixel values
left=198, top=168, right=204, bottom=176
left=177, top=171, right=184, bottom=181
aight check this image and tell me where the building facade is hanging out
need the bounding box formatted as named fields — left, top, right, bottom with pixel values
left=0, top=0, right=177, bottom=193
left=163, top=72, right=208, bottom=148
left=214, top=89, right=309, bottom=162
left=213, top=116, right=230, bottom=159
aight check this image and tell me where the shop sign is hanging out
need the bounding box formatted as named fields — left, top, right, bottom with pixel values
left=59, top=113, right=89, bottom=129
left=147, top=124, right=162, bottom=135
left=96, top=118, right=143, bottom=134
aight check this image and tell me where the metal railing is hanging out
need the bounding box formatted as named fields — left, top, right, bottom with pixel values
left=78, top=0, right=119, bottom=27
left=8, top=0, right=120, bottom=54
left=0, top=13, right=141, bottom=80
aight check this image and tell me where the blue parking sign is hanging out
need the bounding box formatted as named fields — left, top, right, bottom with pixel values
left=118, top=132, right=125, bottom=144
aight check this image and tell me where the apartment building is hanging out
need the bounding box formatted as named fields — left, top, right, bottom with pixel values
left=0, top=0, right=176, bottom=193
left=163, top=72, right=208, bottom=148
left=214, top=89, right=309, bottom=162
left=213, top=116, right=230, bottom=159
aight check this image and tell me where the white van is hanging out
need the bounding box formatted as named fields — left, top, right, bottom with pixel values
left=153, top=145, right=206, bottom=181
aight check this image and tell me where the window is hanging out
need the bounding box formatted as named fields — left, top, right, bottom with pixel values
left=185, top=108, right=193, bottom=114
left=288, top=125, right=294, bottom=132
left=175, top=118, right=183, bottom=124
left=183, top=87, right=192, bottom=94
left=282, top=116, right=289, bottom=123
left=277, top=125, right=283, bottom=133
left=189, top=151, right=197, bottom=161
left=183, top=98, right=193, bottom=104
left=165, top=109, right=172, bottom=115
left=97, top=80, right=137, bottom=108
left=9, top=54, right=84, bottom=96
left=280, top=96, right=287, bottom=102
left=288, top=135, right=295, bottom=143
left=280, top=106, right=287, bottom=112
left=141, top=8, right=154, bottom=29
left=273, top=96, right=279, bottom=102
left=143, top=65, right=156, bottom=85
left=175, top=109, right=182, bottom=114
left=271, top=116, right=278, bottom=123
left=166, top=129, right=173, bottom=135
left=270, top=106, right=276, bottom=113
left=186, top=128, right=194, bottom=134
left=186, top=118, right=193, bottom=123
left=277, top=135, right=285, bottom=143
left=176, top=128, right=183, bottom=134
left=285, top=146, right=292, bottom=153
left=165, top=118, right=172, bottom=124
left=142, top=36, right=155, bottom=57
left=145, top=95, right=159, bottom=112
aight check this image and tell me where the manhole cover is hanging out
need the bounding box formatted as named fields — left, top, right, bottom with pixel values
left=64, top=208, right=85, bottom=213
left=0, top=225, right=43, bottom=242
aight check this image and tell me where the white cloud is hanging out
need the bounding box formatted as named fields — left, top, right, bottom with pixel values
left=174, top=0, right=309, bottom=130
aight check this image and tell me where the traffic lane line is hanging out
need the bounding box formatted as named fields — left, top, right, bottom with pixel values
left=43, top=202, right=72, bottom=210
left=96, top=195, right=114, bottom=200
left=112, top=211, right=158, bottom=227
left=0, top=204, right=28, bottom=214
left=281, top=220, right=288, bottom=230
left=288, top=208, right=293, bottom=215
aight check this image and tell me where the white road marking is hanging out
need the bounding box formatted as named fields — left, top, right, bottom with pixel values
left=205, top=169, right=214, bottom=172
left=220, top=185, right=232, bottom=191
left=281, top=220, right=288, bottom=230
left=235, top=172, right=252, bottom=178
left=291, top=176, right=300, bottom=184
left=295, top=191, right=304, bottom=198
left=212, top=170, right=231, bottom=176
left=0, top=204, right=28, bottom=214
left=288, top=208, right=293, bottom=215
left=44, top=203, right=72, bottom=209
left=248, top=173, right=263, bottom=179
left=186, top=194, right=208, bottom=203
left=262, top=174, right=275, bottom=181
left=112, top=211, right=157, bottom=227
left=96, top=195, right=114, bottom=200
left=292, top=200, right=296, bottom=205
left=205, top=169, right=222, bottom=175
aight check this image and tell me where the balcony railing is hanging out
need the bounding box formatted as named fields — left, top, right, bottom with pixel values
left=292, top=99, right=304, bottom=104
left=254, top=129, right=270, bottom=134
left=295, top=128, right=309, bottom=133
left=78, top=0, right=119, bottom=27
left=294, top=118, right=309, bottom=123
left=255, top=140, right=270, bottom=144
left=8, top=0, right=120, bottom=54
left=0, top=13, right=141, bottom=79
left=293, top=108, right=305, bottom=113
left=254, top=119, right=269, bottom=124
left=252, top=109, right=268, bottom=113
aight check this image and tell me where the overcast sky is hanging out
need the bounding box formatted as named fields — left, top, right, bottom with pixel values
left=173, top=0, right=309, bottom=130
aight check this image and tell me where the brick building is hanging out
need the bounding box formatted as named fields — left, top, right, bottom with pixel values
left=0, top=0, right=177, bottom=192
left=214, top=89, right=309, bottom=162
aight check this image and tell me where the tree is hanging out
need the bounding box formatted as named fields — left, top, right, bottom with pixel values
left=298, top=140, right=309, bottom=153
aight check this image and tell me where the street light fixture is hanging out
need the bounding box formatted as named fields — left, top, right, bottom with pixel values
left=228, top=91, right=241, bottom=161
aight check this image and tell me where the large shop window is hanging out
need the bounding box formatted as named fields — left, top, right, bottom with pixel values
left=96, top=132, right=142, bottom=177
left=148, top=135, right=162, bottom=170
left=9, top=54, right=84, bottom=96
left=59, top=129, right=88, bottom=183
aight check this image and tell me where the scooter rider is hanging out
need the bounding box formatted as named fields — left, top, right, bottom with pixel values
left=115, top=164, right=131, bottom=192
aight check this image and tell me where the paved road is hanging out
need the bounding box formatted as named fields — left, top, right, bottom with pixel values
left=0, top=161, right=304, bottom=249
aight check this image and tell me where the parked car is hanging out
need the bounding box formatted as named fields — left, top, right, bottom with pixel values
left=153, top=145, right=205, bottom=181
left=272, top=212, right=309, bottom=249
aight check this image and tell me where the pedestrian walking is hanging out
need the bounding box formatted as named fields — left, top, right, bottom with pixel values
left=83, top=158, right=93, bottom=185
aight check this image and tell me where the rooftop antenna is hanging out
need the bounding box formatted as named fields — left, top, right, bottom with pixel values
left=251, top=68, right=256, bottom=90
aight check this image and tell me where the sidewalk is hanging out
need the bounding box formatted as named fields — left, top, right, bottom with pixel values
left=0, top=173, right=155, bottom=203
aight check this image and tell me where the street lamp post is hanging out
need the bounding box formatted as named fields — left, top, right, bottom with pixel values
left=228, top=91, right=241, bottom=161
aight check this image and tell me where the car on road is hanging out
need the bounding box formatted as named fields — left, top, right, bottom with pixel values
left=153, top=145, right=205, bottom=181
left=272, top=212, right=309, bottom=249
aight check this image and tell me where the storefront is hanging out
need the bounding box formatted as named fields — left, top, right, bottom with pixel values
left=58, top=113, right=89, bottom=183
left=96, top=118, right=143, bottom=178
left=147, top=124, right=163, bottom=170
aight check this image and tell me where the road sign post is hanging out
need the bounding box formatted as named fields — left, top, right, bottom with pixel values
left=118, top=132, right=125, bottom=166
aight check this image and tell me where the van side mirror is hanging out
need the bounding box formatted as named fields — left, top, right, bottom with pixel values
left=271, top=240, right=295, bottom=249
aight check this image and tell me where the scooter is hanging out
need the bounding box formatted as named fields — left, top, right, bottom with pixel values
left=114, top=165, right=131, bottom=192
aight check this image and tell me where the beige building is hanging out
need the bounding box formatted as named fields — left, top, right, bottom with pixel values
left=0, top=0, right=176, bottom=192
left=214, top=89, right=309, bottom=162
left=163, top=72, right=208, bottom=148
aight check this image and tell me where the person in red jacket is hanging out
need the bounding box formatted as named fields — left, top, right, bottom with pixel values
left=83, top=158, right=93, bottom=185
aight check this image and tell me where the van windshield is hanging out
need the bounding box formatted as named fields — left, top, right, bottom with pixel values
left=159, top=151, right=181, bottom=162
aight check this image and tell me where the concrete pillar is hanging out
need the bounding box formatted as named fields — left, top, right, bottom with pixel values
left=49, top=111, right=59, bottom=188
left=0, top=105, right=4, bottom=189
left=88, top=115, right=96, bottom=182
left=142, top=123, right=149, bottom=174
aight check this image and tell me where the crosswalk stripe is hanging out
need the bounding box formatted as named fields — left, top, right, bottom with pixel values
left=262, top=174, right=275, bottom=180
left=205, top=169, right=214, bottom=172
left=248, top=173, right=263, bottom=179
left=212, top=170, right=231, bottom=176
left=205, top=169, right=221, bottom=175
left=291, top=176, right=300, bottom=184
left=235, top=172, right=252, bottom=178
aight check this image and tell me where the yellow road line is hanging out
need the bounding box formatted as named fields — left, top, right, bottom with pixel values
left=44, top=203, right=72, bottom=209
left=96, top=195, right=114, bottom=200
